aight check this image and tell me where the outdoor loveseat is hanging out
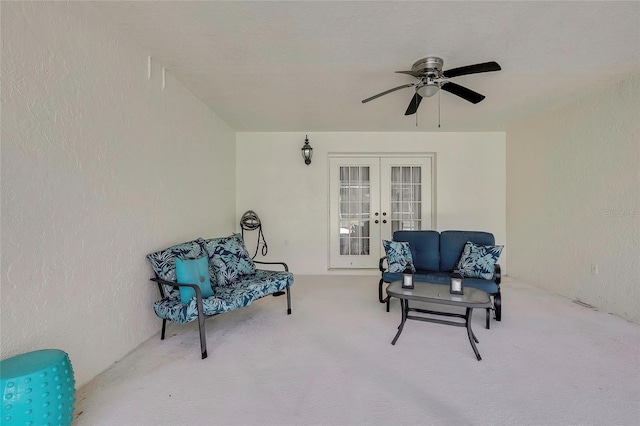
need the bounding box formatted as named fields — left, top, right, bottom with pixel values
left=147, top=234, right=293, bottom=359
left=379, top=230, right=503, bottom=328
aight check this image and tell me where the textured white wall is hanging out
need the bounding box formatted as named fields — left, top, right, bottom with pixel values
left=1, top=2, right=236, bottom=387
left=506, top=74, right=640, bottom=323
left=236, top=132, right=506, bottom=275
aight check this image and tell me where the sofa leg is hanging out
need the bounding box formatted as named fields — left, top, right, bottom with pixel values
left=485, top=308, right=490, bottom=329
left=286, top=287, right=292, bottom=315
left=198, top=322, right=207, bottom=359
left=379, top=279, right=390, bottom=306
left=194, top=297, right=208, bottom=359
left=494, top=292, right=502, bottom=321
left=161, top=319, right=166, bottom=340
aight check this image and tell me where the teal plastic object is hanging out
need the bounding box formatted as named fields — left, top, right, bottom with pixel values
left=1, top=349, right=76, bottom=425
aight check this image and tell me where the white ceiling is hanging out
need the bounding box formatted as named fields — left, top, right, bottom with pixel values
left=93, top=1, right=640, bottom=132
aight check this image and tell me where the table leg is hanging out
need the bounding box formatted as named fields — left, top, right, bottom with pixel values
left=391, top=299, right=407, bottom=345
left=471, top=328, right=479, bottom=343
left=465, top=308, right=482, bottom=361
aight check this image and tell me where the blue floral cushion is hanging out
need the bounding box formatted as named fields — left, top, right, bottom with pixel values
left=234, top=269, right=293, bottom=299
left=147, top=239, right=207, bottom=298
left=204, top=234, right=256, bottom=286
left=152, top=269, right=293, bottom=324
left=199, top=236, right=225, bottom=285
left=382, top=240, right=416, bottom=273
left=175, top=257, right=214, bottom=303
left=456, top=241, right=504, bottom=280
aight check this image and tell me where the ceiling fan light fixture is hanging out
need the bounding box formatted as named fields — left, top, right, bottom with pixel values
left=417, top=84, right=439, bottom=98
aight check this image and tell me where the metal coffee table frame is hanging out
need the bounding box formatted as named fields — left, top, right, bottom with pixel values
left=386, top=281, right=491, bottom=360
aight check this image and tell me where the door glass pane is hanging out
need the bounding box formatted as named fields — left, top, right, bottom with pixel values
left=338, top=166, right=371, bottom=256
left=389, top=166, right=423, bottom=232
left=391, top=166, right=400, bottom=182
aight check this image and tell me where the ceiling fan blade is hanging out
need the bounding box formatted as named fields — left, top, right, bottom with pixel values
left=404, top=93, right=423, bottom=115
left=442, top=61, right=501, bottom=78
left=395, top=70, right=423, bottom=78
left=362, top=83, right=415, bottom=103
left=440, top=82, right=485, bottom=104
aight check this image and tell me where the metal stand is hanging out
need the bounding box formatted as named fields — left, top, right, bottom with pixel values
left=391, top=300, right=483, bottom=360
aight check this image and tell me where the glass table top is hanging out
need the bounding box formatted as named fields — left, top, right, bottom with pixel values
left=386, top=280, right=491, bottom=308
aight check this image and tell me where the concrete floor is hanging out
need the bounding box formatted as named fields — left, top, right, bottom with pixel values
left=74, top=275, right=640, bottom=425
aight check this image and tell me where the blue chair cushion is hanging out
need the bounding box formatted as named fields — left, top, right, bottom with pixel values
left=153, top=286, right=255, bottom=324
left=392, top=230, right=440, bottom=271
left=440, top=230, right=495, bottom=272
left=456, top=241, right=504, bottom=280
left=175, top=257, right=214, bottom=303
left=153, top=269, right=294, bottom=324
left=382, top=240, right=416, bottom=273
left=233, top=269, right=294, bottom=299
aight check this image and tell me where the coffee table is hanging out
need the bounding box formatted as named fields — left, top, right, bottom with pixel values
left=386, top=281, right=491, bottom=360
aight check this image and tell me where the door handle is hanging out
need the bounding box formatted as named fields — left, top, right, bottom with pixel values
left=375, top=220, right=379, bottom=224
left=382, top=212, right=387, bottom=216
left=382, top=220, right=387, bottom=224
left=375, top=212, right=379, bottom=216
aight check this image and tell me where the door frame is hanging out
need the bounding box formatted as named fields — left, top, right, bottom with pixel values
left=327, top=152, right=437, bottom=270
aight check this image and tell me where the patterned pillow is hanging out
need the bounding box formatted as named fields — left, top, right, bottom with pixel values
left=382, top=240, right=416, bottom=273
left=456, top=241, right=504, bottom=280
left=147, top=239, right=207, bottom=298
left=204, top=234, right=256, bottom=286
left=199, top=236, right=226, bottom=284
left=175, top=256, right=214, bottom=303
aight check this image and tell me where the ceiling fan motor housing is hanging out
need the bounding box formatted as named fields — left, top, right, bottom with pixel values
left=411, top=57, right=444, bottom=75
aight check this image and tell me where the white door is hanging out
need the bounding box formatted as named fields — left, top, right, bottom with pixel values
left=329, top=157, right=380, bottom=268
left=329, top=155, right=434, bottom=269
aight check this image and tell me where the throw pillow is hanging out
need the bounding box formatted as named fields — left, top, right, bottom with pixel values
left=147, top=239, right=207, bottom=299
left=382, top=240, right=416, bottom=273
left=175, top=256, right=214, bottom=303
left=456, top=241, right=504, bottom=280
left=206, top=234, right=256, bottom=286
left=199, top=236, right=226, bottom=285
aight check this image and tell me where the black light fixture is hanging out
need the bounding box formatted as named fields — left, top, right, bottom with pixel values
left=301, top=135, right=313, bottom=165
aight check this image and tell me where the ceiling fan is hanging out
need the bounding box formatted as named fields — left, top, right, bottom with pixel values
left=362, top=57, right=501, bottom=116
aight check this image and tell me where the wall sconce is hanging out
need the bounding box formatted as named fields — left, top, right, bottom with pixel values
left=301, top=135, right=313, bottom=165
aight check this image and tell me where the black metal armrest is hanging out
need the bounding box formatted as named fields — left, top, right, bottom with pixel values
left=379, top=256, right=388, bottom=273
left=253, top=260, right=289, bottom=272
left=494, top=263, right=501, bottom=285
left=150, top=277, right=204, bottom=300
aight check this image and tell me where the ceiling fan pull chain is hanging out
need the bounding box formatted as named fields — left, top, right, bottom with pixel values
left=438, top=83, right=441, bottom=128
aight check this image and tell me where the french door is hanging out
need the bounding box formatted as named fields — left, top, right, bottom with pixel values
left=329, top=154, right=435, bottom=268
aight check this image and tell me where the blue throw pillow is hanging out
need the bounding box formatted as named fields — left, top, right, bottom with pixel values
left=382, top=240, right=416, bottom=273
left=175, top=256, right=214, bottom=303
left=456, top=241, right=503, bottom=280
